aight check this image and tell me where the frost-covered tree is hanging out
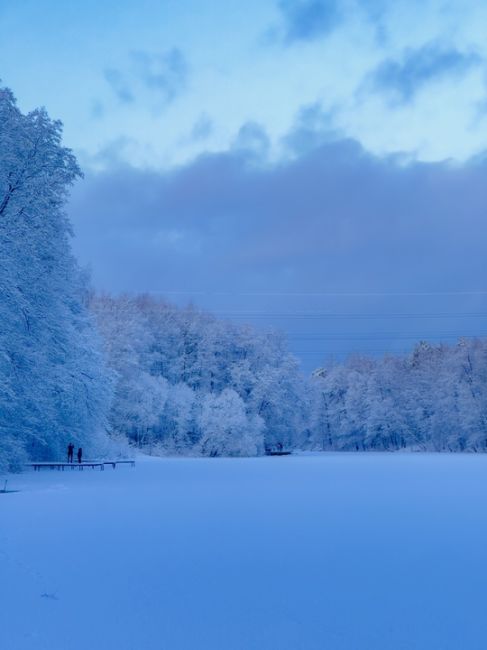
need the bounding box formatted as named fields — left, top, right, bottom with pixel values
left=311, top=338, right=487, bottom=453
left=91, top=294, right=309, bottom=456
left=198, top=389, right=265, bottom=457
left=0, top=87, right=112, bottom=471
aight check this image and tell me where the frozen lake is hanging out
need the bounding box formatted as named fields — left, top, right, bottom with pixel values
left=2, top=453, right=487, bottom=649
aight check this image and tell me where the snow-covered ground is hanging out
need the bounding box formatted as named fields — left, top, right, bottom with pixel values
left=2, top=453, right=487, bottom=650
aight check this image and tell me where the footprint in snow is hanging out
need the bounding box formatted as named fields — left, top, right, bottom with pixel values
left=41, top=593, right=59, bottom=600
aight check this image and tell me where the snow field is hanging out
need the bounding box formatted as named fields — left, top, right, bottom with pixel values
left=2, top=453, right=487, bottom=649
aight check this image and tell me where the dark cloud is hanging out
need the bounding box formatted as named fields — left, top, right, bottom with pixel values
left=366, top=42, right=481, bottom=104
left=277, top=0, right=342, bottom=44
left=104, top=48, right=188, bottom=107
left=69, top=119, right=487, bottom=370
left=69, top=129, right=487, bottom=297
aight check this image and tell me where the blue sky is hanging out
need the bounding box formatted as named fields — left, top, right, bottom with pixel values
left=3, top=0, right=487, bottom=370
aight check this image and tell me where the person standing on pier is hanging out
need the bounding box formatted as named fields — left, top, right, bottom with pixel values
left=77, top=447, right=83, bottom=464
left=67, top=443, right=74, bottom=463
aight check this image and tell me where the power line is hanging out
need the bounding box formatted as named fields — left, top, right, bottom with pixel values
left=142, top=311, right=487, bottom=320
left=209, top=311, right=487, bottom=319
left=287, top=333, right=487, bottom=341
left=296, top=351, right=410, bottom=355
left=148, top=290, right=487, bottom=297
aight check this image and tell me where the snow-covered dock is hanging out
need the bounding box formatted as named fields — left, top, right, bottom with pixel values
left=27, top=459, right=136, bottom=471
left=28, top=461, right=105, bottom=471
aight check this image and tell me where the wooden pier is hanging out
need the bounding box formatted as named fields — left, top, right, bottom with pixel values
left=27, top=460, right=136, bottom=471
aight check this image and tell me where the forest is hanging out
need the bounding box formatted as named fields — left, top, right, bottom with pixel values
left=2, top=86, right=487, bottom=472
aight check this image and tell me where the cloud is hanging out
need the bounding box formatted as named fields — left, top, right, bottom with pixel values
left=282, top=102, right=340, bottom=155
left=190, top=114, right=214, bottom=141
left=104, top=68, right=134, bottom=104
left=77, top=136, right=137, bottom=170
left=69, top=120, right=487, bottom=300
left=277, top=0, right=342, bottom=44
left=91, top=100, right=105, bottom=120
left=270, top=0, right=404, bottom=47
left=131, top=48, right=188, bottom=104
left=356, top=0, right=389, bottom=44
left=232, top=122, right=270, bottom=156
left=103, top=48, right=189, bottom=107
left=366, top=42, right=481, bottom=104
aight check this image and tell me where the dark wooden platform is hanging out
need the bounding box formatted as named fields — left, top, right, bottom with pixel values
left=265, top=451, right=292, bottom=456
left=103, top=460, right=136, bottom=469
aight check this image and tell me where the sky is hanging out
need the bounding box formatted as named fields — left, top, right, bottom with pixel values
left=2, top=0, right=487, bottom=371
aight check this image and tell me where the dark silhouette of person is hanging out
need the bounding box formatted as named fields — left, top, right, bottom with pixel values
left=77, top=447, right=83, bottom=464
left=67, top=443, right=74, bottom=463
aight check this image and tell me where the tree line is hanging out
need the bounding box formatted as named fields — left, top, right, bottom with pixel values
left=310, top=339, right=487, bottom=453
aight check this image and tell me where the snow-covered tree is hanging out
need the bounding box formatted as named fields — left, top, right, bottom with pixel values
left=0, top=87, right=112, bottom=471
left=311, top=338, right=487, bottom=453
left=90, top=294, right=310, bottom=456
left=198, top=389, right=265, bottom=457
